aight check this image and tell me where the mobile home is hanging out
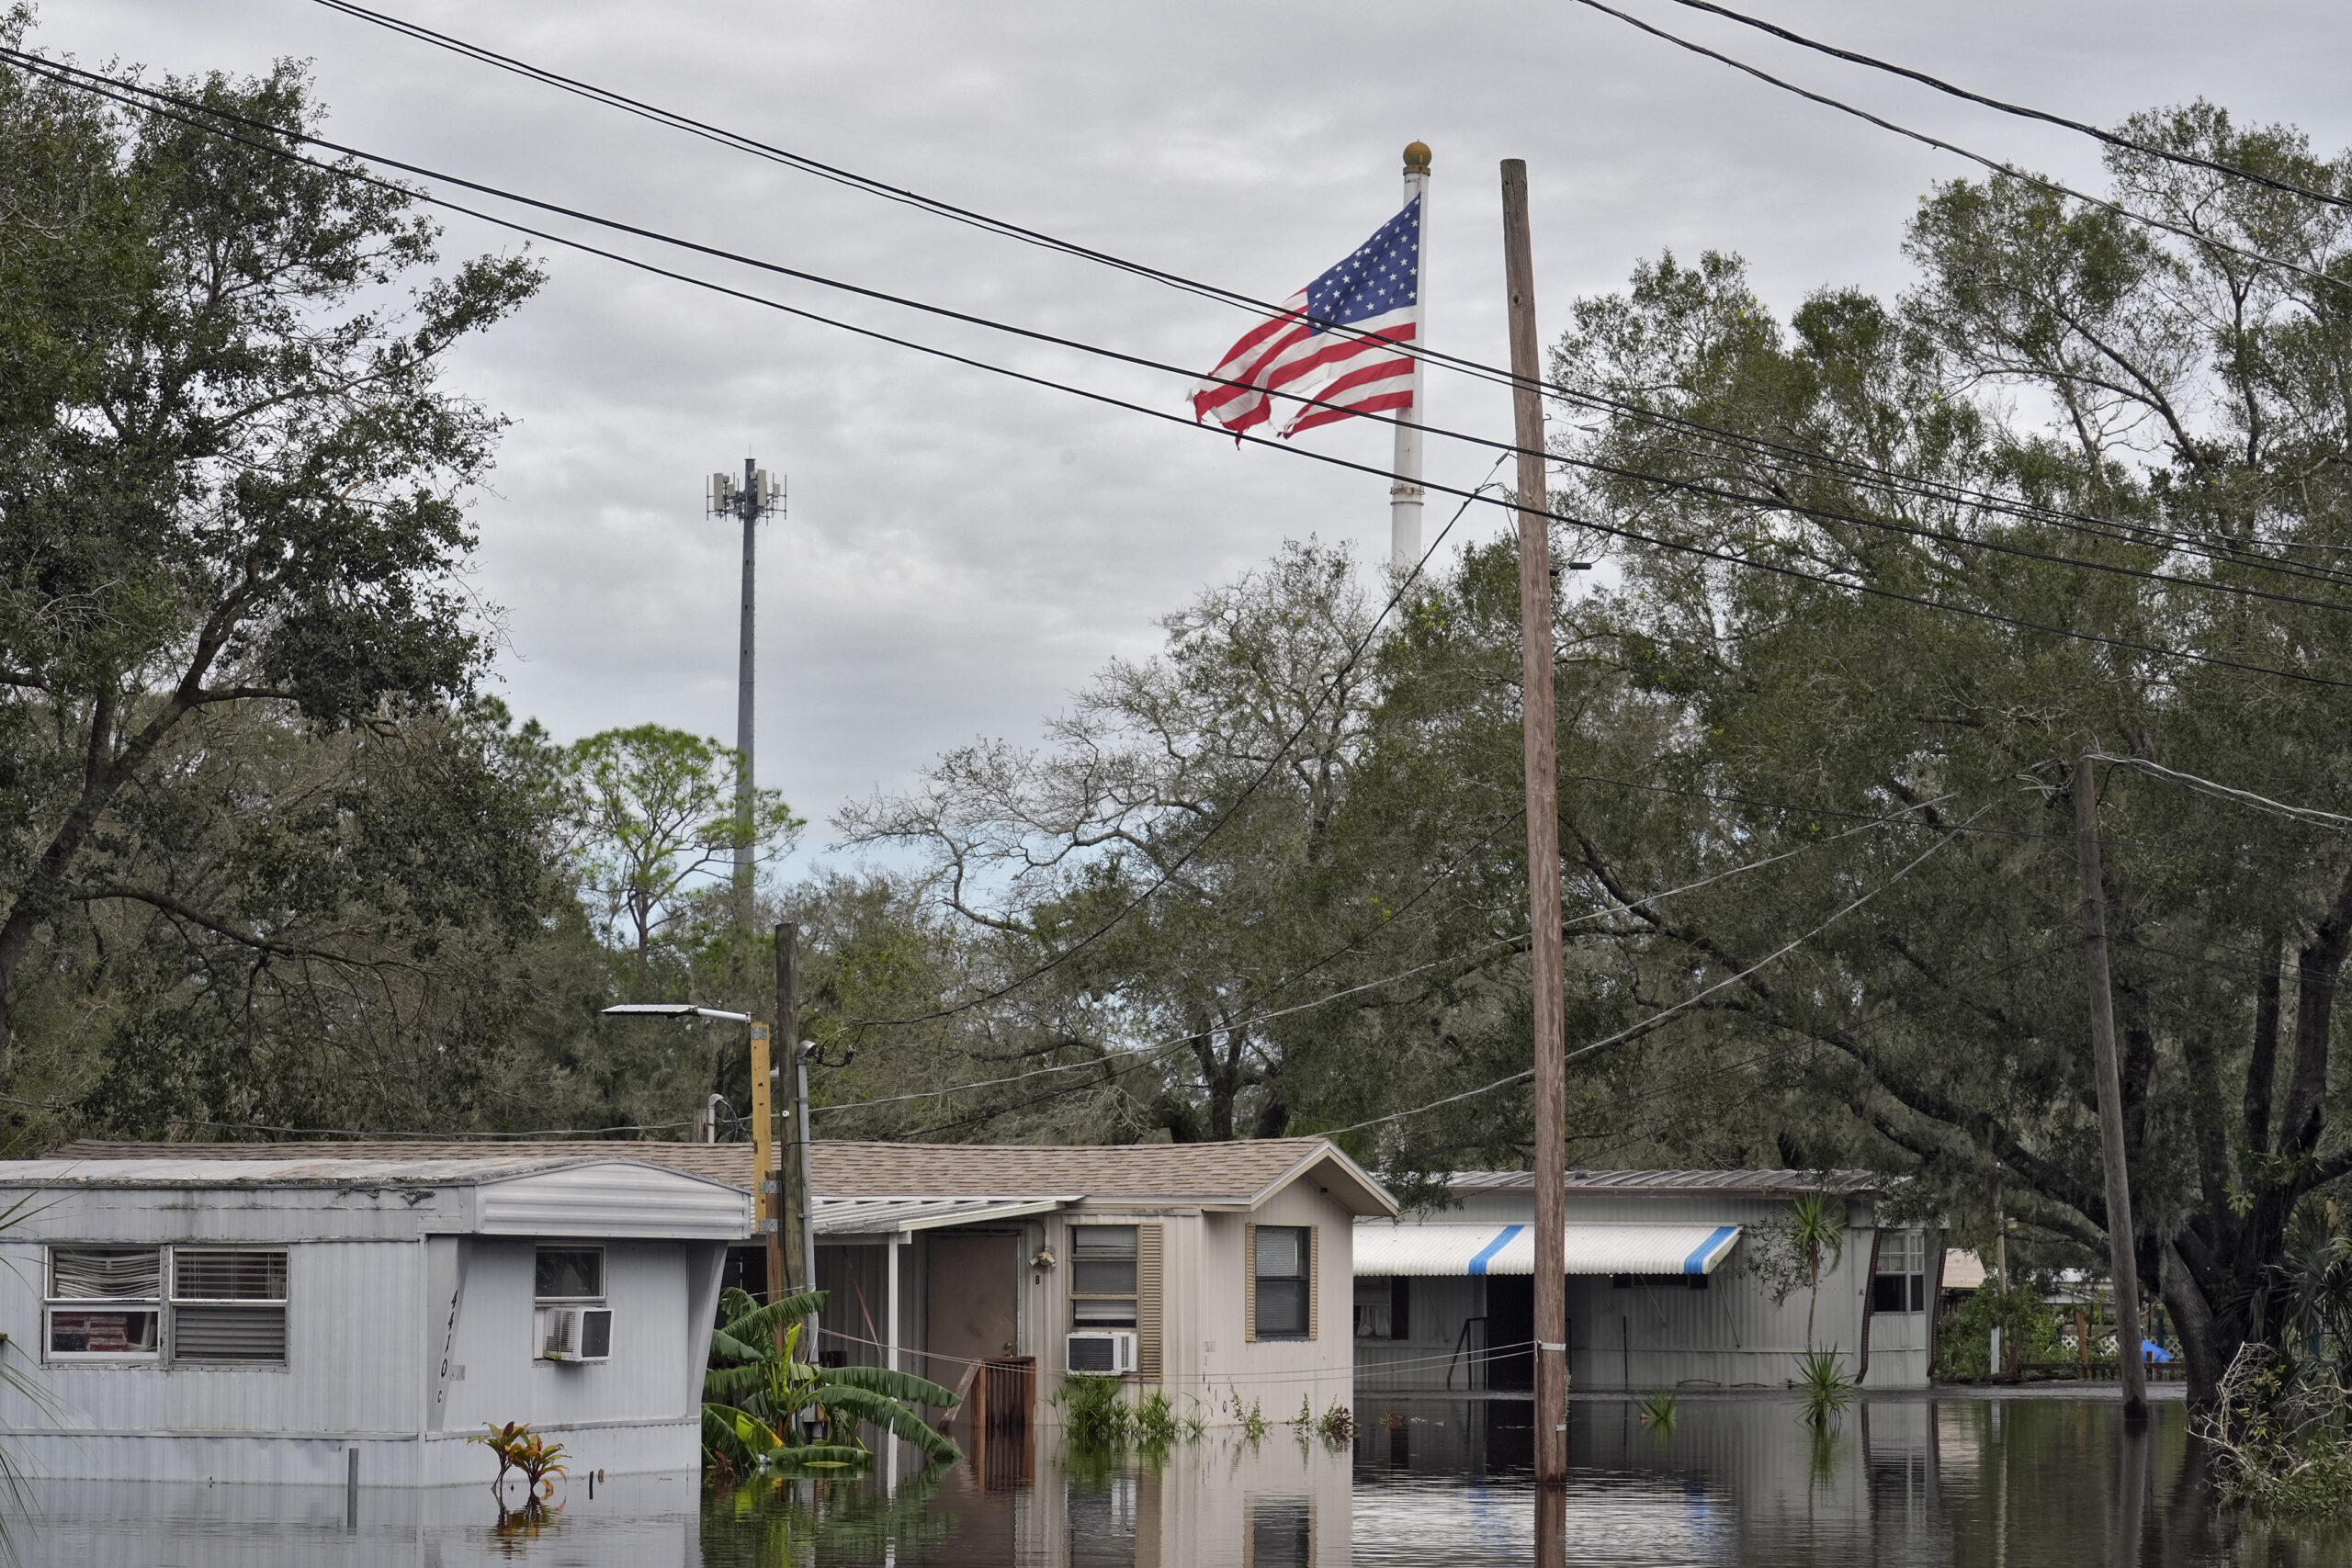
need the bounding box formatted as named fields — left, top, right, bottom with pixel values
left=1354, top=1169, right=1939, bottom=1393
left=0, top=1153, right=750, bottom=1485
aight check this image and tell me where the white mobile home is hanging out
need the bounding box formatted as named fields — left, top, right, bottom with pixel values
left=0, top=1154, right=749, bottom=1485
left=1355, top=1170, right=1939, bottom=1393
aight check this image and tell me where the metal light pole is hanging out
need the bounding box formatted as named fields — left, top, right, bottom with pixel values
left=705, top=460, right=786, bottom=929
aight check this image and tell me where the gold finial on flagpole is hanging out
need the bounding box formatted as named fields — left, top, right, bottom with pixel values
left=1403, top=141, right=1432, bottom=173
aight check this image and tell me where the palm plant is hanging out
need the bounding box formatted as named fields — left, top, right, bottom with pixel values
left=1796, top=1348, right=1854, bottom=1430
left=1788, top=1193, right=1846, bottom=1352
left=702, top=1288, right=961, bottom=1472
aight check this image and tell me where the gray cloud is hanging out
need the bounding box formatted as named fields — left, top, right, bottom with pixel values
left=45, top=0, right=2352, bottom=873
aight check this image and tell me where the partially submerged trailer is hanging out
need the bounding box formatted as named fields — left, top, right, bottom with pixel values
left=1353, top=1169, right=1939, bottom=1393
left=0, top=1154, right=750, bottom=1485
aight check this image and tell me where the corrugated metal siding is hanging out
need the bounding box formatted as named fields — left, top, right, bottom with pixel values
left=475, top=1167, right=750, bottom=1239
left=439, top=1239, right=696, bottom=1442
left=0, top=1239, right=421, bottom=1450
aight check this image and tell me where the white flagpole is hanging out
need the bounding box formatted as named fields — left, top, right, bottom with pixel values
left=1390, top=141, right=1431, bottom=572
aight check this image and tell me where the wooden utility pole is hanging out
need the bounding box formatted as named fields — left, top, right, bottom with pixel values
left=2072, top=745, right=2148, bottom=1424
left=774, top=919, right=805, bottom=1299
left=1501, top=156, right=1569, bottom=1487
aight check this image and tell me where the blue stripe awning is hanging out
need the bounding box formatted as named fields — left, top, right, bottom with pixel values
left=1354, top=1222, right=1746, bottom=1277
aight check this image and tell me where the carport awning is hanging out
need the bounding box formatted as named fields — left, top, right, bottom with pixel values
left=1355, top=1222, right=1741, bottom=1278
left=811, top=1195, right=1076, bottom=1238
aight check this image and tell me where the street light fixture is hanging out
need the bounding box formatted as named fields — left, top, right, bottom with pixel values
left=602, top=1001, right=797, bottom=1320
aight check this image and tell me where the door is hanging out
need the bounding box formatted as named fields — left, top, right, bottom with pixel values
left=925, top=1231, right=1022, bottom=1388
left=1486, top=1276, right=1533, bottom=1391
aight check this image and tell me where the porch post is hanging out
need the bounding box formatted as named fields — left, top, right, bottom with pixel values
left=887, top=1235, right=901, bottom=1374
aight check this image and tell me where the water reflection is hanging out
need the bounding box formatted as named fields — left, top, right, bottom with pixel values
left=10, top=1395, right=2352, bottom=1565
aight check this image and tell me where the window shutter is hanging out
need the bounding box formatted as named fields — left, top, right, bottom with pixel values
left=1137, top=1224, right=1164, bottom=1382
left=1307, top=1224, right=1320, bottom=1341
left=1244, top=1223, right=1258, bottom=1343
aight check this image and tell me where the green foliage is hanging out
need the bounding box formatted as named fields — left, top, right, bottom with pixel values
left=699, top=1290, right=960, bottom=1472
left=561, top=725, right=802, bottom=957
left=1134, top=1389, right=1181, bottom=1447
left=1936, top=1283, right=2068, bottom=1381
left=469, top=1421, right=567, bottom=1510
left=0, top=25, right=544, bottom=1089
left=1055, top=1372, right=1135, bottom=1449
left=2202, top=1344, right=2352, bottom=1517
left=1745, top=1195, right=1847, bottom=1350
left=1796, top=1348, right=1854, bottom=1430
left=1315, top=1401, right=1357, bottom=1444
left=1637, top=1390, right=1679, bottom=1434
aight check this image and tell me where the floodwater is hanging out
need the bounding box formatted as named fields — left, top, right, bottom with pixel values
left=9, top=1391, right=2349, bottom=1566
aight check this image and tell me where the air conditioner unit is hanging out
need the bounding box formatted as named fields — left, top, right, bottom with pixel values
left=1066, top=1330, right=1137, bottom=1375
left=538, top=1307, right=615, bottom=1363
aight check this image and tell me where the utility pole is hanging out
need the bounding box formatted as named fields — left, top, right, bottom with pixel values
left=775, top=919, right=806, bottom=1299
left=707, top=459, right=786, bottom=930
left=1501, top=157, right=1569, bottom=1488
left=1390, top=141, right=1431, bottom=571
left=2072, top=744, right=2148, bottom=1425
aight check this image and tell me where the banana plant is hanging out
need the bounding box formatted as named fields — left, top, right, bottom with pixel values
left=703, top=1288, right=963, bottom=1471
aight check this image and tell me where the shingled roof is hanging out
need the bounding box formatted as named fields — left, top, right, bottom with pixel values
left=48, top=1136, right=1398, bottom=1215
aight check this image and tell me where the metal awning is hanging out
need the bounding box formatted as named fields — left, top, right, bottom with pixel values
left=810, top=1195, right=1076, bottom=1239
left=1354, top=1222, right=1742, bottom=1278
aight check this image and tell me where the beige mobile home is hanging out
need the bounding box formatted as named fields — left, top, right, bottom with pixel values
left=808, top=1137, right=1397, bottom=1422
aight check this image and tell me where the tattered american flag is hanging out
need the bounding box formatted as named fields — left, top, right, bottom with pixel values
left=1192, top=197, right=1420, bottom=440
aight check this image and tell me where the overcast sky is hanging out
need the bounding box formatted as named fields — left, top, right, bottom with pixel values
left=39, top=1, right=2352, bottom=875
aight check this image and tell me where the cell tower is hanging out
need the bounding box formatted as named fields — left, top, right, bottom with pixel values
left=706, top=457, right=786, bottom=927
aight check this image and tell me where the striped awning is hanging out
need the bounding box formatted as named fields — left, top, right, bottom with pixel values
left=1354, top=1222, right=1742, bottom=1278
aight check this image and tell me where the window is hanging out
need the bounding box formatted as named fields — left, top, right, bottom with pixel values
left=1070, top=1226, right=1138, bottom=1328
left=1871, top=1230, right=1927, bottom=1314
left=535, top=1247, right=605, bottom=1302
left=172, top=1249, right=289, bottom=1364
left=46, top=1247, right=288, bottom=1364
left=1253, top=1226, right=1311, bottom=1340
left=48, top=1248, right=161, bottom=1360
left=1353, top=1276, right=1410, bottom=1341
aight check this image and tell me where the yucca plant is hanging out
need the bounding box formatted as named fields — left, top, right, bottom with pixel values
left=1796, top=1348, right=1853, bottom=1430
left=702, top=1288, right=962, bottom=1472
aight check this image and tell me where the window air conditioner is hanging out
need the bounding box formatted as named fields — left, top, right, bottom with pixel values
left=538, top=1307, right=615, bottom=1363
left=1065, top=1329, right=1138, bottom=1375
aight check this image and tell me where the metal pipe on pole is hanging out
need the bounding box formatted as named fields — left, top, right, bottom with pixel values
left=1389, top=141, right=1432, bottom=573
left=1500, top=156, right=1570, bottom=1487
left=2072, top=743, right=2149, bottom=1425
left=775, top=920, right=806, bottom=1297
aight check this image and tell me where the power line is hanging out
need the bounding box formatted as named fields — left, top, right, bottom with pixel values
left=884, top=796, right=1946, bottom=1138
left=1562, top=0, right=2352, bottom=297
left=307, top=1, right=2352, bottom=594
left=1653, top=0, right=2352, bottom=213
left=1320, top=801, right=1989, bottom=1140
left=2086, top=752, right=2352, bottom=833
left=22, top=50, right=2352, bottom=694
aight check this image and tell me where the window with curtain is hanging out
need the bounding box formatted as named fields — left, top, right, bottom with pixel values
left=46, top=1246, right=289, bottom=1364
left=47, top=1247, right=162, bottom=1359
left=1254, top=1226, right=1311, bottom=1340
left=1071, top=1226, right=1139, bottom=1328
